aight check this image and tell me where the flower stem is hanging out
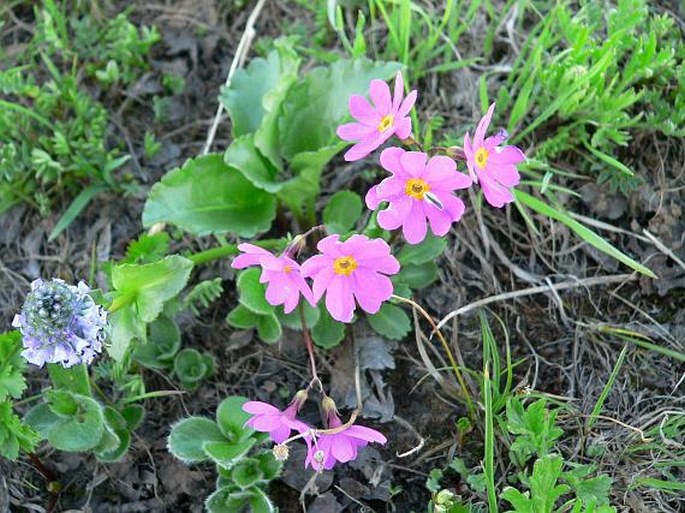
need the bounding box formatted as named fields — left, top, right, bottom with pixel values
left=298, top=303, right=322, bottom=392
left=391, top=294, right=475, bottom=417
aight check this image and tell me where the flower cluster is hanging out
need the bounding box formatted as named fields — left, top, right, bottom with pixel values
left=13, top=279, right=107, bottom=368
left=242, top=394, right=386, bottom=472
left=343, top=71, right=526, bottom=245
left=232, top=234, right=399, bottom=323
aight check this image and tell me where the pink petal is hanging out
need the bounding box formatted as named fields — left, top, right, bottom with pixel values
left=480, top=173, right=514, bottom=208
left=489, top=163, right=521, bottom=189
left=423, top=155, right=456, bottom=183
left=347, top=425, right=387, bottom=444
left=311, top=267, right=335, bottom=303
left=463, top=132, right=477, bottom=183
left=371, top=176, right=405, bottom=202
left=488, top=145, right=525, bottom=168
left=394, top=116, right=412, bottom=140
left=294, top=274, right=317, bottom=308
left=251, top=415, right=281, bottom=432
left=402, top=201, right=428, bottom=244
left=379, top=147, right=406, bottom=175
left=377, top=196, right=412, bottom=231
left=232, top=244, right=272, bottom=269
left=351, top=271, right=393, bottom=314
left=397, top=89, right=417, bottom=118
left=265, top=276, right=293, bottom=306
left=425, top=202, right=456, bottom=237
left=391, top=71, right=404, bottom=111
left=343, top=130, right=392, bottom=162
left=270, top=424, right=292, bottom=444
left=316, top=234, right=341, bottom=256
left=369, top=79, right=392, bottom=113
left=337, top=122, right=376, bottom=142
left=338, top=234, right=369, bottom=255
left=366, top=185, right=382, bottom=210
left=300, top=254, right=331, bottom=278
left=474, top=103, right=496, bottom=148
left=325, top=275, right=355, bottom=322
left=399, top=151, right=427, bottom=178
left=437, top=192, right=467, bottom=222
left=259, top=254, right=285, bottom=272
left=349, top=95, right=381, bottom=125
left=243, top=401, right=280, bottom=415
left=330, top=434, right=356, bottom=463
left=483, top=130, right=508, bottom=151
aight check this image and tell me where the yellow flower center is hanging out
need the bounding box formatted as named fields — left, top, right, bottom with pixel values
left=377, top=114, right=394, bottom=132
left=333, top=255, right=357, bottom=276
left=475, top=147, right=489, bottom=169
left=283, top=265, right=293, bottom=274
left=405, top=178, right=430, bottom=200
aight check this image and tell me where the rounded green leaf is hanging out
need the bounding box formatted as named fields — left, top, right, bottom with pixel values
left=237, top=268, right=274, bottom=315
left=397, top=234, right=447, bottom=265
left=367, top=303, right=411, bottom=340
left=45, top=392, right=105, bottom=452
left=174, top=348, right=210, bottom=385
left=206, top=486, right=250, bottom=513
left=226, top=304, right=260, bottom=329
left=256, top=313, right=282, bottom=344
left=323, top=191, right=363, bottom=234
left=255, top=451, right=283, bottom=480
left=142, top=154, right=276, bottom=238
left=311, top=306, right=346, bottom=349
left=277, top=301, right=319, bottom=330
left=397, top=261, right=438, bottom=289
left=216, top=396, right=253, bottom=440
left=120, top=404, right=145, bottom=430
left=232, top=458, right=264, bottom=489
left=168, top=417, right=225, bottom=463
left=203, top=438, right=256, bottom=470
left=96, top=407, right=131, bottom=462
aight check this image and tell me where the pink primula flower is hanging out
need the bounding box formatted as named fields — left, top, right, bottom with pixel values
left=300, top=234, right=400, bottom=323
left=336, top=71, right=417, bottom=162
left=232, top=243, right=315, bottom=314
left=305, top=410, right=387, bottom=471
left=464, top=103, right=526, bottom=208
left=242, top=396, right=311, bottom=444
left=366, top=147, right=472, bottom=244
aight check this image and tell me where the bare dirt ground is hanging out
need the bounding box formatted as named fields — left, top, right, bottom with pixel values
left=1, top=1, right=684, bottom=512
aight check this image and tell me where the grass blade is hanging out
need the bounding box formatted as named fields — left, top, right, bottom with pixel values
left=48, top=184, right=109, bottom=241
left=515, top=190, right=656, bottom=278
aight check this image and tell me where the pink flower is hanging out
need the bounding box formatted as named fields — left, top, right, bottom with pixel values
left=231, top=243, right=315, bottom=314
left=366, top=148, right=472, bottom=244
left=305, top=410, right=386, bottom=471
left=464, top=103, right=526, bottom=208
left=336, top=71, right=417, bottom=162
left=242, top=396, right=311, bottom=444
left=300, top=235, right=400, bottom=323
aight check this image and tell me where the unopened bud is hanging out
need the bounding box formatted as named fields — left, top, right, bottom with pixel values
left=321, top=396, right=337, bottom=413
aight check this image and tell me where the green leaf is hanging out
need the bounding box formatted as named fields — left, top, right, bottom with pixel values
left=277, top=301, right=320, bottom=330
left=231, top=458, right=264, bottom=489
left=96, top=407, right=131, bottom=462
left=109, top=305, right=146, bottom=362
left=367, top=303, right=411, bottom=340
left=168, top=417, right=226, bottom=463
left=0, top=401, right=41, bottom=460
left=134, top=314, right=182, bottom=369
left=113, top=256, right=193, bottom=323
left=216, top=396, right=254, bottom=441
left=44, top=391, right=105, bottom=452
left=311, top=306, right=346, bottom=349
left=120, top=404, right=145, bottom=430
left=236, top=268, right=274, bottom=315
left=397, top=234, right=447, bottom=265
left=515, top=190, right=655, bottom=277
left=47, top=363, right=91, bottom=395
left=276, top=144, right=344, bottom=218
left=323, top=191, right=363, bottom=234
left=507, top=397, right=563, bottom=463
left=174, top=348, right=212, bottom=389
left=0, top=331, right=27, bottom=402
left=142, top=154, right=276, bottom=238
left=226, top=304, right=260, bottom=329
left=207, top=486, right=276, bottom=513
left=255, top=313, right=282, bottom=343
left=220, top=39, right=300, bottom=145
left=397, top=261, right=438, bottom=289
left=255, top=451, right=283, bottom=480
left=48, top=184, right=109, bottom=241
left=203, top=438, right=256, bottom=470
left=278, top=58, right=401, bottom=158
left=566, top=471, right=613, bottom=506
left=224, top=134, right=281, bottom=192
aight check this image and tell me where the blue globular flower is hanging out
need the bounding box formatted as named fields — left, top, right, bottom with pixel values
left=12, top=279, right=107, bottom=368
